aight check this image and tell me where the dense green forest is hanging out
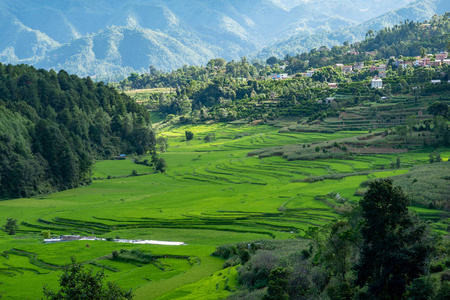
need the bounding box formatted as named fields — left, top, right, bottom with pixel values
left=0, top=64, right=156, bottom=199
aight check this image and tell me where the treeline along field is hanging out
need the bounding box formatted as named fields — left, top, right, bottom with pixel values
left=0, top=64, right=157, bottom=199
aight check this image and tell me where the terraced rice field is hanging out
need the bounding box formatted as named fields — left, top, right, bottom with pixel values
left=283, top=94, right=450, bottom=133
left=0, top=123, right=448, bottom=299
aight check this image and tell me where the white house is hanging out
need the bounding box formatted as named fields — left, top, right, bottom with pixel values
left=271, top=73, right=288, bottom=80
left=343, top=65, right=353, bottom=73
left=317, top=98, right=335, bottom=104
left=371, top=77, right=383, bottom=89
left=306, top=70, right=315, bottom=77
left=328, top=83, right=338, bottom=89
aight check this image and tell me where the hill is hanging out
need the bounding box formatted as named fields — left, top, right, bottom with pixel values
left=0, top=0, right=418, bottom=78
left=255, top=0, right=450, bottom=59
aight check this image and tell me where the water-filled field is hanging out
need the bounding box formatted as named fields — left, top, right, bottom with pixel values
left=0, top=124, right=448, bottom=299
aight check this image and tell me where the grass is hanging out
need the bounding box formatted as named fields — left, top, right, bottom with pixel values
left=0, top=123, right=448, bottom=299
left=125, top=88, right=174, bottom=96
left=92, top=160, right=154, bottom=178
left=156, top=266, right=238, bottom=300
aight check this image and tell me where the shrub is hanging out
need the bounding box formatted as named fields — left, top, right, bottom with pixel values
left=185, top=131, right=194, bottom=141
left=212, top=245, right=237, bottom=259
left=238, top=251, right=278, bottom=289
left=406, top=277, right=436, bottom=300
left=223, top=256, right=240, bottom=268
left=326, top=280, right=355, bottom=300
left=265, top=267, right=290, bottom=300
left=430, top=262, right=445, bottom=273
left=2, top=218, right=19, bottom=235
left=429, top=152, right=442, bottom=163
left=435, top=282, right=450, bottom=300
left=440, top=271, right=450, bottom=282
left=155, top=158, right=167, bottom=173
left=239, top=249, right=251, bottom=265
left=41, top=230, right=51, bottom=239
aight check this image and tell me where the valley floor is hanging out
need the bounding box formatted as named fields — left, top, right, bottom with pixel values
left=0, top=124, right=448, bottom=299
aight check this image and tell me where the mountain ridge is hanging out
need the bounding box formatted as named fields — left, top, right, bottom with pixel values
left=255, top=0, right=450, bottom=60
left=1, top=0, right=442, bottom=78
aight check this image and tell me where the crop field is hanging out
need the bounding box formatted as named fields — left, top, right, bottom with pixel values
left=0, top=123, right=448, bottom=299
left=125, top=88, right=174, bottom=96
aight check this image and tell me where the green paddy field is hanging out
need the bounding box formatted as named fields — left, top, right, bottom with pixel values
left=0, top=123, right=448, bottom=299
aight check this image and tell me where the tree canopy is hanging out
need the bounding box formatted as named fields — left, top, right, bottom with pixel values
left=43, top=256, right=133, bottom=300
left=356, top=179, right=433, bottom=299
left=0, top=64, right=156, bottom=199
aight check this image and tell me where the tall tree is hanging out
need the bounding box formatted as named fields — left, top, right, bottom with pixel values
left=406, top=115, right=417, bottom=139
left=264, top=267, right=289, bottom=300
left=427, top=102, right=448, bottom=117
left=43, top=256, right=133, bottom=300
left=324, top=221, right=356, bottom=283
left=356, top=179, right=433, bottom=299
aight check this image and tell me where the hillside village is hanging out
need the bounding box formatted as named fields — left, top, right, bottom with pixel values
left=269, top=50, right=449, bottom=84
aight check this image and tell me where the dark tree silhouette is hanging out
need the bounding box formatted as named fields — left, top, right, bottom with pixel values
left=43, top=256, right=133, bottom=300
left=356, top=179, right=433, bottom=299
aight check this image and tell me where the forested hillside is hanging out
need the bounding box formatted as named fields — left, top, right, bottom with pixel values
left=267, top=12, right=450, bottom=74
left=114, top=15, right=450, bottom=130
left=0, top=64, right=156, bottom=199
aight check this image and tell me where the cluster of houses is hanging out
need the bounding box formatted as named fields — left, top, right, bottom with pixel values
left=267, top=51, right=449, bottom=83
left=334, top=64, right=354, bottom=73
left=369, top=64, right=387, bottom=78
left=394, top=51, right=450, bottom=68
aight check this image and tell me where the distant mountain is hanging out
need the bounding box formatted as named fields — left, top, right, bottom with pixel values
left=255, top=0, right=450, bottom=59
left=0, top=0, right=423, bottom=78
